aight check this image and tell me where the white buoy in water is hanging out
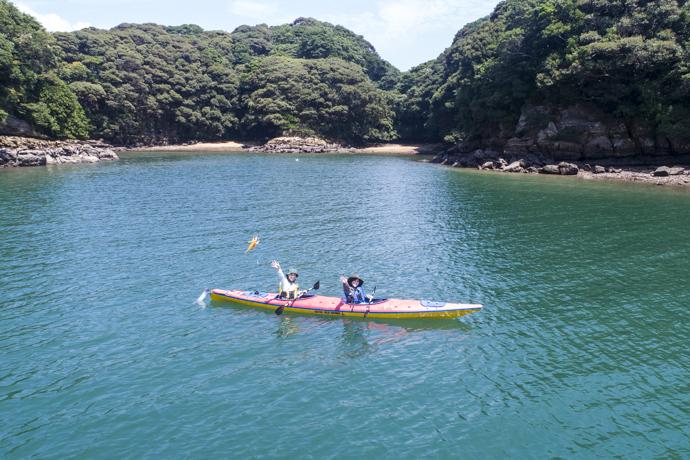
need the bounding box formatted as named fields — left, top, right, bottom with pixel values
left=196, top=289, right=210, bottom=306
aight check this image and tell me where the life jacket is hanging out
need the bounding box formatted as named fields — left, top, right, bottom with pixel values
left=344, top=286, right=366, bottom=304
left=279, top=282, right=299, bottom=300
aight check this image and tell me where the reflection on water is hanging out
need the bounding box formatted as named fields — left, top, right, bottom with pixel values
left=276, top=317, right=299, bottom=338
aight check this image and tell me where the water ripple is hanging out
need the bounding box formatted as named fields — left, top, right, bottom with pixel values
left=0, top=153, right=689, bottom=458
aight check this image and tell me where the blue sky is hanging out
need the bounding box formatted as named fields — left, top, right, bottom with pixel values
left=15, top=0, right=500, bottom=70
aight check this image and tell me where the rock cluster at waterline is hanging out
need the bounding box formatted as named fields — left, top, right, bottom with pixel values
left=249, top=137, right=350, bottom=153
left=431, top=151, right=690, bottom=187
left=0, top=136, right=119, bottom=168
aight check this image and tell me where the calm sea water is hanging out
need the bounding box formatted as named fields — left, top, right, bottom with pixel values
left=1, top=152, right=688, bottom=458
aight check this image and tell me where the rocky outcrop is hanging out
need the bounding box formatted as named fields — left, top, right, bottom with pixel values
left=437, top=103, right=690, bottom=169
left=653, top=166, right=685, bottom=177
left=0, top=115, right=46, bottom=139
left=0, top=136, right=119, bottom=168
left=511, top=104, right=690, bottom=164
left=249, top=136, right=350, bottom=153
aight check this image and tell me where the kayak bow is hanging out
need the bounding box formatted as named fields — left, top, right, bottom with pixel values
left=209, top=289, right=482, bottom=319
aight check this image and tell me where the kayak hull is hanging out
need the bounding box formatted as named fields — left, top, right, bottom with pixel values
left=210, top=289, right=482, bottom=319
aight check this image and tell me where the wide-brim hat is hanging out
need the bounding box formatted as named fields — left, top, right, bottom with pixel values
left=287, top=268, right=299, bottom=277
left=347, top=274, right=363, bottom=286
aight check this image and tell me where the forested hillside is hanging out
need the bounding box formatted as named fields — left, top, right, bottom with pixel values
left=0, top=1, right=397, bottom=144
left=397, top=0, right=690, bottom=159
left=0, top=1, right=89, bottom=138
left=2, top=0, right=690, bottom=159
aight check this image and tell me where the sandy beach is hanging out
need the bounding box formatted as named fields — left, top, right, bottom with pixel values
left=129, top=141, right=439, bottom=155
left=133, top=141, right=249, bottom=152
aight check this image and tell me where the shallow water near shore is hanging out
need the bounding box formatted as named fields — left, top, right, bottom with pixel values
left=1, top=151, right=688, bottom=458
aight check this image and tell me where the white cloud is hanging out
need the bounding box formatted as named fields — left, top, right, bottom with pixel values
left=16, top=3, right=91, bottom=31
left=326, top=0, right=497, bottom=69
left=227, top=0, right=293, bottom=24
left=15, top=3, right=90, bottom=32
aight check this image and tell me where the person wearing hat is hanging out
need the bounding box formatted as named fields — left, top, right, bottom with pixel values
left=271, top=260, right=301, bottom=300
left=340, top=274, right=368, bottom=304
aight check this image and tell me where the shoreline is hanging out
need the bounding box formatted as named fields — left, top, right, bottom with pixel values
left=0, top=135, right=118, bottom=168
left=442, top=163, right=690, bottom=188
left=128, top=141, right=439, bottom=155
left=2, top=134, right=688, bottom=188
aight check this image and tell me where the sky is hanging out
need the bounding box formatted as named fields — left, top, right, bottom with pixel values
left=14, top=0, right=500, bottom=70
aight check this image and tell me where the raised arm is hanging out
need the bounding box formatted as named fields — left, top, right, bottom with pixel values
left=271, top=260, right=288, bottom=284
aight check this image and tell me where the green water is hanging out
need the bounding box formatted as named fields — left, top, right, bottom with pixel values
left=1, top=152, right=688, bottom=458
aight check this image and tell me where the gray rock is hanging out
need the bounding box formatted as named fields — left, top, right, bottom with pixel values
left=584, top=135, right=613, bottom=156
left=669, top=167, right=685, bottom=176
left=98, top=149, right=118, bottom=160
left=540, top=164, right=561, bottom=174
left=560, top=166, right=579, bottom=175
left=606, top=167, right=622, bottom=174
left=558, top=161, right=579, bottom=175
left=479, top=161, right=494, bottom=170
left=471, top=149, right=487, bottom=161
left=653, top=166, right=671, bottom=177
left=594, top=165, right=607, bottom=174
left=1, top=135, right=118, bottom=167
left=583, top=163, right=592, bottom=172
left=503, top=159, right=526, bottom=172
left=504, top=137, right=534, bottom=156
left=17, top=153, right=45, bottom=166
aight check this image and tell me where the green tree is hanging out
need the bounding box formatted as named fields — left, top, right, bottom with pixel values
left=0, top=0, right=89, bottom=138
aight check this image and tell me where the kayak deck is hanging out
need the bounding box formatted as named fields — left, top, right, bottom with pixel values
left=210, top=289, right=482, bottom=319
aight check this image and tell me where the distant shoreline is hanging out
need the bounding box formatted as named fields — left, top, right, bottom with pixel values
left=128, top=141, right=439, bottom=155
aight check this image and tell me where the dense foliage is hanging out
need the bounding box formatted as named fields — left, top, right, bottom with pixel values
left=52, top=17, right=397, bottom=144
left=0, top=0, right=89, bottom=138
left=3, top=0, right=690, bottom=150
left=54, top=23, right=241, bottom=144
left=1, top=2, right=398, bottom=144
left=240, top=56, right=395, bottom=141
left=231, top=18, right=399, bottom=89
left=397, top=0, right=690, bottom=145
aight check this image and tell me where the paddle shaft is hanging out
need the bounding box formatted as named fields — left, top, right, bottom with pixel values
left=275, top=281, right=319, bottom=315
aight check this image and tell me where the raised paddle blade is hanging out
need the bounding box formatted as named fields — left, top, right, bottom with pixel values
left=313, top=281, right=320, bottom=290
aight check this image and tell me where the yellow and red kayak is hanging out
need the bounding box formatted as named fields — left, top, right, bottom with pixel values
left=209, top=289, right=482, bottom=319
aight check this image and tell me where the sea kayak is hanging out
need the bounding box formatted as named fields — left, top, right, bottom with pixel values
left=209, top=289, right=482, bottom=319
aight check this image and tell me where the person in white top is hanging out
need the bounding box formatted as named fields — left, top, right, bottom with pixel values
left=271, top=260, right=301, bottom=299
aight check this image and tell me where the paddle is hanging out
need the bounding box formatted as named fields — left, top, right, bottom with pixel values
left=367, top=286, right=377, bottom=304
left=275, top=281, right=320, bottom=316
left=364, top=286, right=377, bottom=318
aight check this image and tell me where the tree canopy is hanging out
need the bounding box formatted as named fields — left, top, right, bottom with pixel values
left=2, top=0, right=690, bottom=153
left=1, top=7, right=398, bottom=144
left=396, top=0, right=690, bottom=146
left=0, top=0, right=89, bottom=138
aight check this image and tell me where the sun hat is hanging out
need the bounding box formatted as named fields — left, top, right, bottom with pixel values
left=347, top=274, right=363, bottom=286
